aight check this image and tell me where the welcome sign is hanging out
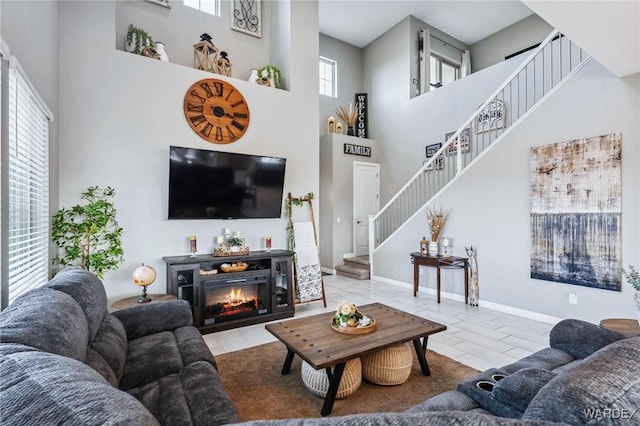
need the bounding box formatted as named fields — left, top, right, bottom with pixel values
left=355, top=93, right=368, bottom=138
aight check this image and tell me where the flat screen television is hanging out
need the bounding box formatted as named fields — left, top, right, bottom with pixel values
left=168, top=146, right=286, bottom=219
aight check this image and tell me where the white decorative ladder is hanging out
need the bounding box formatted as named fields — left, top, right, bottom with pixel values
left=368, top=30, right=591, bottom=275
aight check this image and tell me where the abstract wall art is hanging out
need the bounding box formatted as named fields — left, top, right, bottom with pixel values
left=530, top=133, right=622, bottom=291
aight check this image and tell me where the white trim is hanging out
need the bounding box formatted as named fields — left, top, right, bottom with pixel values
left=9, top=56, right=54, bottom=122
left=371, top=275, right=562, bottom=325
left=0, top=38, right=10, bottom=60
left=342, top=252, right=355, bottom=259
left=321, top=266, right=335, bottom=275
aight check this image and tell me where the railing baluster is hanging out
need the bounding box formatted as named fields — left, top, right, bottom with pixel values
left=371, top=29, right=588, bottom=253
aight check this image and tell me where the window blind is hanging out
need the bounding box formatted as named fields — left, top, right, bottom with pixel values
left=4, top=64, right=50, bottom=305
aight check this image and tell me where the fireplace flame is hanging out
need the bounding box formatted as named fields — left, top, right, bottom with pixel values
left=227, top=287, right=253, bottom=305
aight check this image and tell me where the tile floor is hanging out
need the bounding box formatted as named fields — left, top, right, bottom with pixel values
left=202, top=274, right=556, bottom=371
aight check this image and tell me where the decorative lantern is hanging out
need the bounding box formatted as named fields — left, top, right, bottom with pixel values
left=214, top=51, right=233, bottom=77
left=193, top=33, right=219, bottom=73
left=420, top=236, right=428, bottom=256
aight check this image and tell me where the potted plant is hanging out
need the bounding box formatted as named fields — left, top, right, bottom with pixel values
left=51, top=186, right=124, bottom=279
left=125, top=24, right=155, bottom=55
left=256, top=64, right=282, bottom=88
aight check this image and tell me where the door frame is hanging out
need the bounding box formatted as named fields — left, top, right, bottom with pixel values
left=352, top=161, right=380, bottom=257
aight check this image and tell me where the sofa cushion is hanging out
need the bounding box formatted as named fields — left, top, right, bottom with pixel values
left=86, top=313, right=128, bottom=385
left=0, top=287, right=88, bottom=361
left=120, top=331, right=184, bottom=391
left=501, top=347, right=575, bottom=374
left=550, top=318, right=626, bottom=359
left=46, top=268, right=108, bottom=342
left=127, top=360, right=241, bottom=426
left=523, top=336, right=640, bottom=425
left=174, top=325, right=218, bottom=369
left=0, top=349, right=158, bottom=425
left=491, top=368, right=557, bottom=416
left=404, top=390, right=481, bottom=413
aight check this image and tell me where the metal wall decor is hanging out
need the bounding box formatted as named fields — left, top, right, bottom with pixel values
left=476, top=98, right=505, bottom=134
left=530, top=133, right=622, bottom=291
left=354, top=93, right=368, bottom=138
left=231, top=0, right=262, bottom=38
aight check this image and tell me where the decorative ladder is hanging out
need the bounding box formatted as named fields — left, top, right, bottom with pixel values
left=368, top=30, right=591, bottom=275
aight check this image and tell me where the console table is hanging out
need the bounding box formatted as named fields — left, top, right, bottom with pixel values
left=410, top=252, right=469, bottom=304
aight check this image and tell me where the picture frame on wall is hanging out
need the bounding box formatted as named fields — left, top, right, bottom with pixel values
left=146, top=0, right=171, bottom=8
left=476, top=98, right=505, bottom=134
left=231, top=0, right=262, bottom=38
left=425, top=143, right=444, bottom=171
left=445, top=127, right=471, bottom=156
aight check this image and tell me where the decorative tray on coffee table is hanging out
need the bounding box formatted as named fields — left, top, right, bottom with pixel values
left=331, top=318, right=376, bottom=334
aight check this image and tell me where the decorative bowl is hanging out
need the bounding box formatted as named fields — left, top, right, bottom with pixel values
left=220, top=262, right=249, bottom=273
left=331, top=318, right=376, bottom=334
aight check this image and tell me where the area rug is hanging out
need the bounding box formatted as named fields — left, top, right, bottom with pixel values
left=216, top=341, right=478, bottom=421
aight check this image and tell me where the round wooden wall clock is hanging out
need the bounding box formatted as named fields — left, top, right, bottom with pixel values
left=183, top=78, right=250, bottom=144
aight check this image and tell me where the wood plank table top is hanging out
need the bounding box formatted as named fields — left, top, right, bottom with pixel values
left=599, top=318, right=640, bottom=336
left=265, top=302, right=446, bottom=370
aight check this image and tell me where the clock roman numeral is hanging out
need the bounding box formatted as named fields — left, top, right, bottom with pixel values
left=231, top=100, right=245, bottom=108
left=200, top=82, right=214, bottom=98
left=190, top=90, right=207, bottom=104
left=231, top=120, right=245, bottom=131
left=190, top=115, right=207, bottom=126
left=234, top=112, right=248, bottom=119
left=213, top=82, right=224, bottom=97
left=215, top=127, right=224, bottom=141
left=225, top=88, right=235, bottom=101
left=187, top=103, right=203, bottom=112
left=201, top=122, right=213, bottom=138
left=225, top=126, right=237, bottom=140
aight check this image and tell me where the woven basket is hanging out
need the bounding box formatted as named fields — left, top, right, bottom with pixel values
left=362, top=342, right=413, bottom=385
left=301, top=358, right=362, bottom=399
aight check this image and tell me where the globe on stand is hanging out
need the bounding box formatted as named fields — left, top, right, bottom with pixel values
left=133, top=263, right=157, bottom=303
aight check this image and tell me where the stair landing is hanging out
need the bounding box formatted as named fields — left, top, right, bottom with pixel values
left=335, top=256, right=370, bottom=280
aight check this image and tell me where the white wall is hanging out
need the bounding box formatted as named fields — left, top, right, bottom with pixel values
left=0, top=0, right=60, bottom=217
left=470, top=14, right=553, bottom=73
left=115, top=0, right=272, bottom=83
left=318, top=33, right=363, bottom=139
left=57, top=1, right=319, bottom=301
left=319, top=134, right=379, bottom=268
left=373, top=60, right=640, bottom=324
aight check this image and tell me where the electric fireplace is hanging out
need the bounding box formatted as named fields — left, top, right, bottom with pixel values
left=202, top=273, right=268, bottom=325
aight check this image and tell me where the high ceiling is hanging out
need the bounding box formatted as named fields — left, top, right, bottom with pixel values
left=318, top=0, right=535, bottom=48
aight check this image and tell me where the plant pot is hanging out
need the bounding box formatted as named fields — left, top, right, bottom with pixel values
left=428, top=242, right=438, bottom=256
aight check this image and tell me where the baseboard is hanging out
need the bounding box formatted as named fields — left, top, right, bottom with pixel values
left=371, top=275, right=561, bottom=325
left=321, top=267, right=335, bottom=275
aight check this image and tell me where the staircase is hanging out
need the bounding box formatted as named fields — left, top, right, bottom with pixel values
left=368, top=30, right=591, bottom=276
left=336, top=256, right=370, bottom=280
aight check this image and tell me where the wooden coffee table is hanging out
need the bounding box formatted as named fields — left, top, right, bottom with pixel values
left=265, top=302, right=446, bottom=416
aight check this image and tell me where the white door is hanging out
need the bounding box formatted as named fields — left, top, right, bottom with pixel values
left=353, top=162, right=380, bottom=256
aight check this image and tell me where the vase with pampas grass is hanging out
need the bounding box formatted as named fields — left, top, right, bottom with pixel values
left=336, top=104, right=358, bottom=135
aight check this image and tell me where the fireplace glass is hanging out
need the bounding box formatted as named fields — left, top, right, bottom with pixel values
left=202, top=274, right=268, bottom=325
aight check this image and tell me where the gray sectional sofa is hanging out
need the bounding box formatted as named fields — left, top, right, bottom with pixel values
left=1, top=268, right=639, bottom=425
left=0, top=268, right=240, bottom=425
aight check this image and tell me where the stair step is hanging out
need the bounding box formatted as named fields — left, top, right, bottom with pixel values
left=343, top=256, right=370, bottom=267
left=335, top=263, right=370, bottom=280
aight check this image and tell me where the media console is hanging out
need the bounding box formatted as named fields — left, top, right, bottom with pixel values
left=163, top=250, right=294, bottom=334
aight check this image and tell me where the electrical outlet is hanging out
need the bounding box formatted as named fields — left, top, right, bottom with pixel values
left=569, top=293, right=578, bottom=304
left=336, top=217, right=340, bottom=223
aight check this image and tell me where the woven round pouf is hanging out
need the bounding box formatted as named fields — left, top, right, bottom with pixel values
left=301, top=358, right=362, bottom=399
left=362, top=342, right=413, bottom=385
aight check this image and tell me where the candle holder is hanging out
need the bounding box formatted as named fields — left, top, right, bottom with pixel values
left=441, top=237, right=451, bottom=257
left=265, top=236, right=272, bottom=251
left=189, top=235, right=197, bottom=258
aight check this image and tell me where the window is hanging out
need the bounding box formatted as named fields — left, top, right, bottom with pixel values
left=430, top=54, right=460, bottom=89
left=184, top=0, right=219, bottom=16
left=0, top=52, right=52, bottom=309
left=319, top=57, right=336, bottom=97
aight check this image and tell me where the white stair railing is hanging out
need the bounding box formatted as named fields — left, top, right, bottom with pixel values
left=369, top=30, right=591, bottom=263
